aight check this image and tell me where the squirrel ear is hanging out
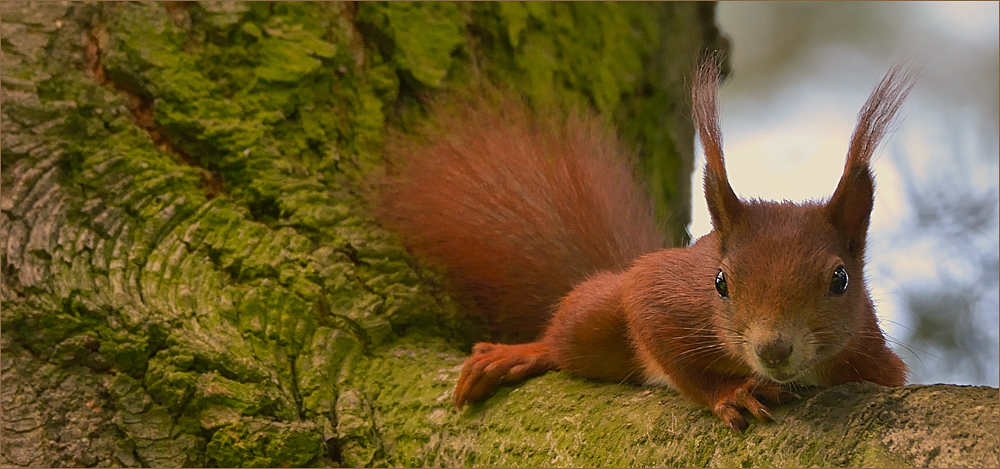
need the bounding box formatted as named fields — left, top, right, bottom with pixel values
left=694, top=56, right=743, bottom=241
left=826, top=164, right=875, bottom=256
left=826, top=63, right=919, bottom=254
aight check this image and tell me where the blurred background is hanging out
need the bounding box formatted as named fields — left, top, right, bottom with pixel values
left=691, top=1, right=999, bottom=386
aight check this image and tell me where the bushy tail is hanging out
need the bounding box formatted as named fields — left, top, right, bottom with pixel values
left=378, top=96, right=665, bottom=338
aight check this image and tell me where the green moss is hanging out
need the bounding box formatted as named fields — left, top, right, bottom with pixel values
left=5, top=1, right=460, bottom=464
left=105, top=373, right=207, bottom=466
left=3, top=1, right=705, bottom=466
left=357, top=2, right=464, bottom=89
left=466, top=2, right=654, bottom=112
left=206, top=419, right=323, bottom=468
left=349, top=335, right=467, bottom=467
left=254, top=22, right=338, bottom=83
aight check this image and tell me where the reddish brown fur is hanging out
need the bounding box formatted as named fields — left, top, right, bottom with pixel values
left=380, top=61, right=916, bottom=432
left=379, top=96, right=664, bottom=337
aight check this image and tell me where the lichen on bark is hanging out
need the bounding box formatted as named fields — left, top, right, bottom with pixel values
left=2, top=2, right=996, bottom=468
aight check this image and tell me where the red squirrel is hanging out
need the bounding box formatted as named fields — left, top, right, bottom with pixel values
left=378, top=59, right=917, bottom=432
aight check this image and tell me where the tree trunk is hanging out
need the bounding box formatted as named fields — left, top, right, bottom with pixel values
left=1, top=1, right=995, bottom=467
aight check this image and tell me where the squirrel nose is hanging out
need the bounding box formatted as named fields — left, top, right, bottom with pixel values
left=756, top=340, right=793, bottom=367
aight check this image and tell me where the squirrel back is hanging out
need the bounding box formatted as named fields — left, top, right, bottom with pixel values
left=378, top=96, right=664, bottom=337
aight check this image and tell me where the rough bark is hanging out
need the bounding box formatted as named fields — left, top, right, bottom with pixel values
left=1, top=2, right=996, bottom=468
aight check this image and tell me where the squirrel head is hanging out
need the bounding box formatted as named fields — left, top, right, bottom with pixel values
left=692, top=58, right=918, bottom=383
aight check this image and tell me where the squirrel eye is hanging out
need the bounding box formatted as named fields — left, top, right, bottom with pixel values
left=829, top=266, right=849, bottom=296
left=715, top=270, right=729, bottom=299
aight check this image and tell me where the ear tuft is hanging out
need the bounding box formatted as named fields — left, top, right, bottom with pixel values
left=827, top=63, right=920, bottom=253
left=694, top=55, right=742, bottom=240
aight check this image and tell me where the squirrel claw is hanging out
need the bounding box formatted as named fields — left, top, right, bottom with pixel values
left=729, top=415, right=749, bottom=433
left=712, top=379, right=789, bottom=431
left=734, top=387, right=773, bottom=422
left=713, top=403, right=750, bottom=433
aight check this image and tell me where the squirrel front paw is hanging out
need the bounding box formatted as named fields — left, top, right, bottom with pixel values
left=711, top=379, right=798, bottom=433
left=453, top=341, right=557, bottom=409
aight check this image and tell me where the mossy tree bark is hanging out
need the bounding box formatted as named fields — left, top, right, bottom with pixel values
left=1, top=2, right=996, bottom=468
